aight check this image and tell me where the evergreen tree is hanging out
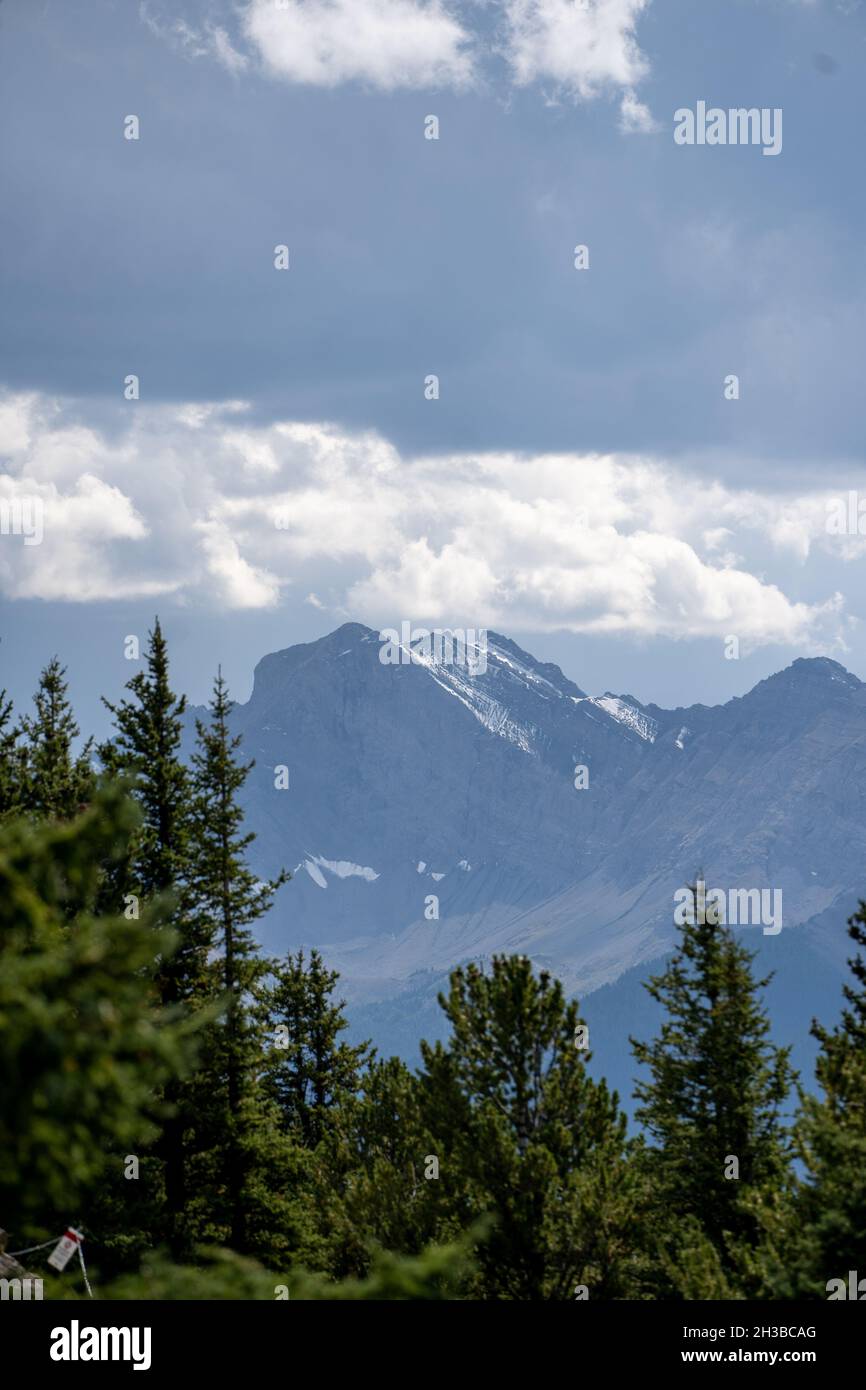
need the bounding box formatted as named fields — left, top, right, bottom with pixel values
left=0, top=688, right=27, bottom=820
left=100, top=622, right=190, bottom=927
left=263, top=948, right=372, bottom=1148
left=100, top=619, right=212, bottom=1254
left=631, top=877, right=794, bottom=1293
left=812, top=900, right=866, bottom=1090
left=99, top=1232, right=475, bottom=1302
left=777, top=903, right=866, bottom=1296
left=187, top=669, right=288, bottom=1252
left=312, top=1055, right=450, bottom=1278
left=417, top=955, right=641, bottom=1299
left=0, top=784, right=195, bottom=1236
left=19, top=657, right=93, bottom=819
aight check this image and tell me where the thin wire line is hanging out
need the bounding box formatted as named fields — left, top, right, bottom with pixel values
left=8, top=1230, right=95, bottom=1296
left=6, top=1236, right=60, bottom=1257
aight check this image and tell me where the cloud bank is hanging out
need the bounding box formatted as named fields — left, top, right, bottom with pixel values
left=141, top=0, right=657, bottom=118
left=0, top=391, right=850, bottom=653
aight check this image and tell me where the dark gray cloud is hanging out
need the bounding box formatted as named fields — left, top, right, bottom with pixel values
left=2, top=0, right=866, bottom=721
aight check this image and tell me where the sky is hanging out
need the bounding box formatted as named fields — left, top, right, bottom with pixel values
left=1, top=0, right=866, bottom=739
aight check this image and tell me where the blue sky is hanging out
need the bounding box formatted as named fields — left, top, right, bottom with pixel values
left=1, top=0, right=866, bottom=738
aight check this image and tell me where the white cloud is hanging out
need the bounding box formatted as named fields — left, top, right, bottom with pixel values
left=0, top=390, right=851, bottom=649
left=139, top=3, right=250, bottom=75
left=242, top=0, right=475, bottom=90
left=619, top=88, right=659, bottom=133
left=0, top=392, right=38, bottom=456
left=139, top=0, right=656, bottom=114
left=502, top=0, right=651, bottom=100
left=0, top=468, right=156, bottom=602
left=195, top=519, right=281, bottom=608
left=209, top=25, right=250, bottom=75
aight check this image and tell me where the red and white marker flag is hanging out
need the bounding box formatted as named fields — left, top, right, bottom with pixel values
left=47, top=1227, right=83, bottom=1272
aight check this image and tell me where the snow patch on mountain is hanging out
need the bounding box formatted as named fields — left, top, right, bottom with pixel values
left=587, top=696, right=658, bottom=742
left=421, top=663, right=539, bottom=753
left=302, top=856, right=380, bottom=888
left=485, top=641, right=565, bottom=700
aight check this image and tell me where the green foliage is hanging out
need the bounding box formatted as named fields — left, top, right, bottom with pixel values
left=186, top=670, right=289, bottom=1253
left=7, top=623, right=866, bottom=1302
left=0, top=688, right=27, bottom=820
left=262, top=947, right=372, bottom=1148
left=100, top=620, right=214, bottom=1254
left=189, top=670, right=288, bottom=968
left=656, top=1216, right=742, bottom=1300
left=74, top=1234, right=474, bottom=1301
left=631, top=878, right=795, bottom=1295
left=0, top=784, right=196, bottom=1235
left=769, top=904, right=866, bottom=1297
left=91, top=1247, right=282, bottom=1301
left=19, top=657, right=94, bottom=820
left=312, top=1055, right=451, bottom=1278
left=287, top=1232, right=475, bottom=1300
left=100, top=620, right=206, bottom=990
left=416, top=955, right=641, bottom=1299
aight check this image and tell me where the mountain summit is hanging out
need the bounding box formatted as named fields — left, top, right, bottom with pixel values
left=203, top=625, right=866, bottom=1070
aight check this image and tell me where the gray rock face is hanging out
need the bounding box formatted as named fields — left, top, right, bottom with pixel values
left=194, top=623, right=866, bottom=1049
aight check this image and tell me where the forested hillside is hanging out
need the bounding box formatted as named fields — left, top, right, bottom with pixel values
left=1, top=623, right=864, bottom=1300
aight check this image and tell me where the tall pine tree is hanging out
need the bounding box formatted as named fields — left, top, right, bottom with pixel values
left=311, top=1055, right=448, bottom=1280
left=778, top=903, right=866, bottom=1296
left=100, top=619, right=212, bottom=1254
left=263, top=948, right=372, bottom=1149
left=417, top=955, right=641, bottom=1299
left=0, top=688, right=26, bottom=820
left=631, top=877, right=794, bottom=1293
left=187, top=669, right=288, bottom=1251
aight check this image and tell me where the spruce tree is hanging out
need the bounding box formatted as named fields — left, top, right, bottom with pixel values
left=631, top=878, right=794, bottom=1291
left=0, top=783, right=194, bottom=1236
left=812, top=900, right=866, bottom=1087
left=781, top=904, right=866, bottom=1296
left=100, top=618, right=211, bottom=1254
left=187, top=669, right=288, bottom=1251
left=19, top=657, right=93, bottom=819
left=417, top=955, right=640, bottom=1299
left=0, top=688, right=26, bottom=820
left=312, top=1055, right=448, bottom=1279
left=263, top=948, right=372, bottom=1148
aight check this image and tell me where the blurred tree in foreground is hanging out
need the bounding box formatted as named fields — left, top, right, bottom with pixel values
left=0, top=784, right=196, bottom=1239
